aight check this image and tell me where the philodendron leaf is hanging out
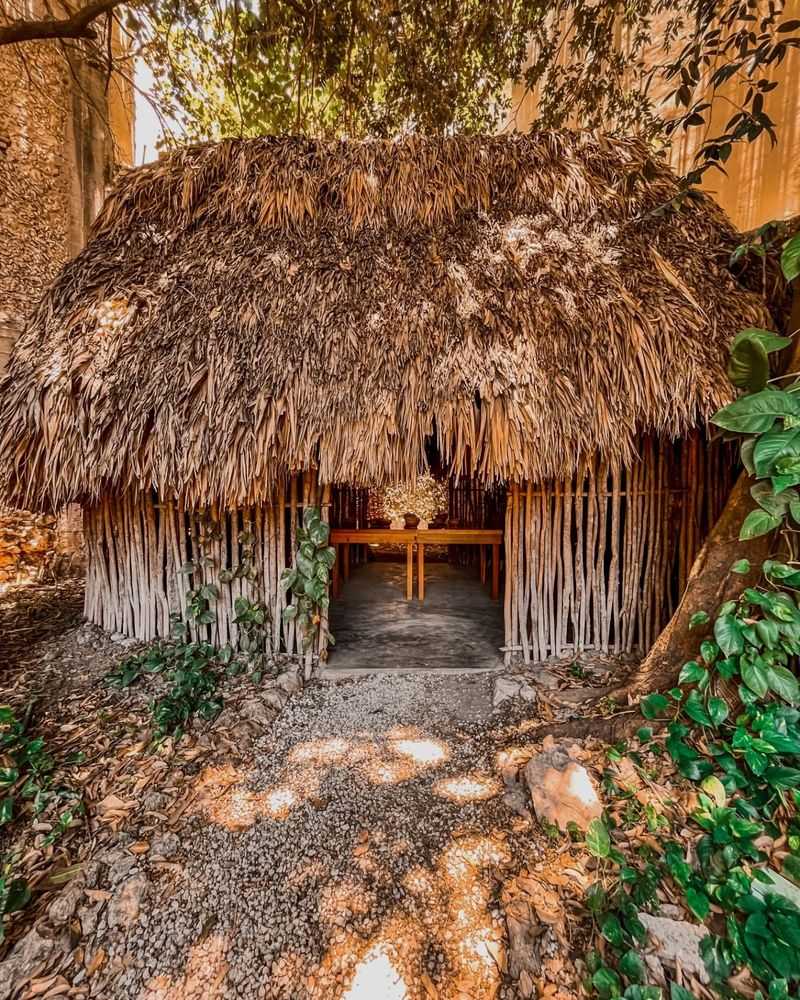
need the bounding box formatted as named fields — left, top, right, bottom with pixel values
left=781, top=233, right=800, bottom=282
left=712, top=389, right=800, bottom=435
left=701, top=774, right=727, bottom=806
left=678, top=661, right=707, bottom=685
left=732, top=327, right=792, bottom=354
left=767, top=664, right=800, bottom=704
left=619, top=949, right=646, bottom=984
left=640, top=693, right=669, bottom=719
left=741, top=657, right=770, bottom=698
left=727, top=335, right=769, bottom=391
left=714, top=614, right=744, bottom=656
left=731, top=558, right=751, bottom=574
left=740, top=509, right=781, bottom=540
left=689, top=611, right=710, bottom=629
left=685, top=886, right=710, bottom=920
left=586, top=818, right=611, bottom=858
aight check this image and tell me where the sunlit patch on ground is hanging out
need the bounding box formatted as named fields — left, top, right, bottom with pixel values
left=361, top=756, right=417, bottom=785
left=263, top=785, right=298, bottom=817
left=433, top=773, right=502, bottom=803
left=435, top=834, right=509, bottom=997
left=341, top=943, right=411, bottom=1000
left=191, top=765, right=312, bottom=829
left=290, top=737, right=351, bottom=765
left=390, top=737, right=449, bottom=766
left=140, top=932, right=229, bottom=999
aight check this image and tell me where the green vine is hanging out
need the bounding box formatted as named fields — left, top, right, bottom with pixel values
left=281, top=507, right=336, bottom=652
left=582, top=235, right=800, bottom=999
left=0, top=705, right=84, bottom=940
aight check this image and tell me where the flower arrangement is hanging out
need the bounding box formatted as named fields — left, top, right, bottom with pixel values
left=379, top=474, right=448, bottom=523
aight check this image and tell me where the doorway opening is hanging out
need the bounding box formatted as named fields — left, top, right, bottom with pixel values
left=326, top=473, right=506, bottom=671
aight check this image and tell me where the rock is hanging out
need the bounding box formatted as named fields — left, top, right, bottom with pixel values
left=47, top=880, right=84, bottom=925
left=532, top=668, right=561, bottom=690
left=523, top=742, right=602, bottom=831
left=240, top=697, right=279, bottom=730
left=107, top=875, right=148, bottom=929
left=638, top=911, right=709, bottom=984
left=503, top=784, right=532, bottom=821
left=643, top=953, right=666, bottom=987
left=276, top=671, right=302, bottom=695
left=493, top=675, right=538, bottom=708
left=151, top=832, right=180, bottom=859
left=261, top=688, right=288, bottom=713
left=0, top=926, right=69, bottom=1000
left=106, top=850, right=137, bottom=885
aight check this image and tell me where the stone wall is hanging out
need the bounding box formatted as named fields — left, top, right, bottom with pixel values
left=0, top=16, right=133, bottom=578
left=0, top=41, right=73, bottom=370
left=0, top=16, right=133, bottom=371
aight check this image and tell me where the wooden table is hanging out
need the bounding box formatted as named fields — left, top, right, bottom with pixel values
left=330, top=528, right=503, bottom=601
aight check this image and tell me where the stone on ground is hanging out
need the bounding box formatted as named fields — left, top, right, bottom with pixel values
left=523, top=741, right=602, bottom=831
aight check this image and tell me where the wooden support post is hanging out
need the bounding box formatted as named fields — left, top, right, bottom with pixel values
left=480, top=545, right=487, bottom=585
left=492, top=542, right=500, bottom=600
left=406, top=543, right=413, bottom=600
left=418, top=542, right=425, bottom=602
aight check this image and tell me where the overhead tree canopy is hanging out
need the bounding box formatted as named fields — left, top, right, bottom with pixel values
left=3, top=1, right=799, bottom=185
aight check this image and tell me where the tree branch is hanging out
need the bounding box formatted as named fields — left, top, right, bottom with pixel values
left=0, top=0, right=128, bottom=47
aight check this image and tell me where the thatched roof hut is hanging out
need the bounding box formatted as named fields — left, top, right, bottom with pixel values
left=0, top=131, right=770, bottom=665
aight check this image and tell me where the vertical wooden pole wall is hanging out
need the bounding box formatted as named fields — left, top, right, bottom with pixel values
left=83, top=472, right=331, bottom=663
left=505, top=432, right=735, bottom=662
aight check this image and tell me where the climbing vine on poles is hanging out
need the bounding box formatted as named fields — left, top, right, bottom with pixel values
left=281, top=507, right=336, bottom=652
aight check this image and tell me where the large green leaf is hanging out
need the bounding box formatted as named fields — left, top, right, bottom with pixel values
left=767, top=665, right=800, bottom=704
left=640, top=693, right=669, bottom=719
left=740, top=509, right=782, bottom=540
left=678, top=661, right=707, bottom=685
left=714, top=614, right=744, bottom=656
left=750, top=481, right=796, bottom=517
left=727, top=335, right=769, bottom=390
left=732, top=327, right=792, bottom=355
left=712, top=390, right=800, bottom=434
left=619, top=949, right=646, bottom=984
left=741, top=657, right=770, bottom=698
left=781, top=233, right=800, bottom=282
left=753, top=428, right=800, bottom=477
left=586, top=818, right=611, bottom=858
left=684, top=689, right=712, bottom=726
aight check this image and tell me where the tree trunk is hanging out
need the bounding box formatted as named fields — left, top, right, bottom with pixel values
left=618, top=471, right=774, bottom=698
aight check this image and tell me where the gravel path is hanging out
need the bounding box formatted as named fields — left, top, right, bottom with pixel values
left=100, top=672, right=544, bottom=1000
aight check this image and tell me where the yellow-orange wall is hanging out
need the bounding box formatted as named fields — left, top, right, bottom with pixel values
left=508, top=1, right=800, bottom=232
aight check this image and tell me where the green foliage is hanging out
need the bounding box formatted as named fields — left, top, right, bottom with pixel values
left=232, top=595, right=270, bottom=658
left=104, top=645, right=172, bottom=688
left=1, top=706, right=83, bottom=938
left=524, top=1, right=800, bottom=190
left=281, top=507, right=335, bottom=653
left=1, top=704, right=57, bottom=827
left=106, top=641, right=223, bottom=744
left=150, top=641, right=223, bottom=743
left=584, top=249, right=800, bottom=998
left=0, top=861, right=30, bottom=942
left=781, top=234, right=800, bottom=284
left=140, top=0, right=541, bottom=140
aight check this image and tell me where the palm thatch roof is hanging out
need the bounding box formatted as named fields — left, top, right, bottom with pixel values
left=0, top=130, right=770, bottom=510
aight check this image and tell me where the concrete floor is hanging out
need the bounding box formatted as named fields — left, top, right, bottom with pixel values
left=327, top=559, right=505, bottom=671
